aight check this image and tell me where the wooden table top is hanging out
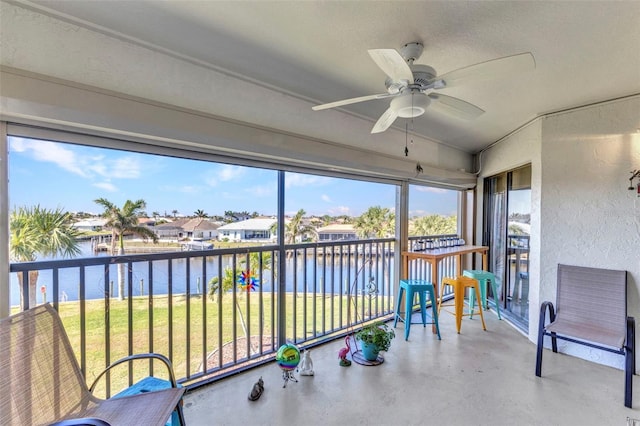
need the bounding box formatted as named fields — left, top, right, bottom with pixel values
left=402, top=245, right=488, bottom=261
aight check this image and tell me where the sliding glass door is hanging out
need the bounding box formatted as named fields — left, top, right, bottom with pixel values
left=483, top=165, right=531, bottom=330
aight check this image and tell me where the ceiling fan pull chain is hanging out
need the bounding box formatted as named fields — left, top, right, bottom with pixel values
left=404, top=123, right=409, bottom=156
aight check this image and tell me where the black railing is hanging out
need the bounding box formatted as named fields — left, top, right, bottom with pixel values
left=10, top=238, right=399, bottom=394
left=9, top=235, right=463, bottom=394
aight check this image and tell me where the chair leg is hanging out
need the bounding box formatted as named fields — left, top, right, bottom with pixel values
left=551, top=332, right=558, bottom=353
left=418, top=290, right=427, bottom=327
left=393, top=287, right=404, bottom=329
left=404, top=288, right=413, bottom=341
left=488, top=278, right=502, bottom=319
left=473, top=284, right=486, bottom=330
left=176, top=400, right=186, bottom=426
left=535, top=332, right=544, bottom=377
left=469, top=287, right=476, bottom=319
left=625, top=316, right=635, bottom=408
left=454, top=282, right=464, bottom=334
left=428, top=286, right=441, bottom=340
left=535, top=302, right=549, bottom=377
left=479, top=278, right=488, bottom=310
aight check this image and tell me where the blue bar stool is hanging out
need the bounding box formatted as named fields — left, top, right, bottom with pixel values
left=463, top=270, right=502, bottom=320
left=394, top=279, right=441, bottom=340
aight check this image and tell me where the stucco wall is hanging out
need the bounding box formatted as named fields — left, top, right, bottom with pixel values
left=476, top=120, right=542, bottom=343
left=480, top=95, right=640, bottom=370
left=540, top=96, right=640, bottom=369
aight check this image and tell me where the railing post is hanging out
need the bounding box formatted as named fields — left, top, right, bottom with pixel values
left=277, top=171, right=287, bottom=347
left=395, top=182, right=409, bottom=314
left=0, top=122, right=8, bottom=318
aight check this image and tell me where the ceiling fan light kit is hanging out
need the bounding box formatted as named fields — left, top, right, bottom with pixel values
left=392, top=92, right=430, bottom=118
left=312, top=41, right=535, bottom=136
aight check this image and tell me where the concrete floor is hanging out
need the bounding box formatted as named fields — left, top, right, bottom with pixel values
left=183, top=310, right=637, bottom=426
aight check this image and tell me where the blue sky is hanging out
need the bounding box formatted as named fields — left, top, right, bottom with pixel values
left=8, top=137, right=458, bottom=218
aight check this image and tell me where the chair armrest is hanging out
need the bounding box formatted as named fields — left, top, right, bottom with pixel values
left=539, top=301, right=556, bottom=329
left=89, top=353, right=179, bottom=393
left=49, top=418, right=111, bottom=426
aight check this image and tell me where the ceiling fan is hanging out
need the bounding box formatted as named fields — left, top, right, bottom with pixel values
left=312, top=42, right=535, bottom=134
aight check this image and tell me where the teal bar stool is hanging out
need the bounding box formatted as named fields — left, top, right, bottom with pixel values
left=394, top=279, right=441, bottom=340
left=463, top=270, right=502, bottom=320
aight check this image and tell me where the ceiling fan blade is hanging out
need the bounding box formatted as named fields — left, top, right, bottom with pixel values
left=312, top=93, right=394, bottom=111
left=368, top=49, right=414, bottom=83
left=371, top=107, right=399, bottom=134
left=428, top=93, right=484, bottom=120
left=434, top=52, right=535, bottom=88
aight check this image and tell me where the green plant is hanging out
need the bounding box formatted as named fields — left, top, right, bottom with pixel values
left=354, top=321, right=395, bottom=352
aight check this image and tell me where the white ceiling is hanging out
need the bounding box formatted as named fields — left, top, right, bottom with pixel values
left=13, top=0, right=640, bottom=154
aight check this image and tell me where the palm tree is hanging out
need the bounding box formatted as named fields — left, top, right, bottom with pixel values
left=410, top=214, right=457, bottom=236
left=273, top=209, right=317, bottom=244
left=10, top=205, right=81, bottom=309
left=336, top=214, right=352, bottom=224
left=94, top=198, right=158, bottom=300
left=194, top=209, right=208, bottom=218
left=171, top=209, right=179, bottom=218
left=354, top=206, right=395, bottom=238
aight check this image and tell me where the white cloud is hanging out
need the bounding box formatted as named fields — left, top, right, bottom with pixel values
left=285, top=173, right=330, bottom=188
left=218, top=165, right=246, bottom=182
left=245, top=184, right=275, bottom=197
left=321, top=194, right=332, bottom=202
left=11, top=138, right=89, bottom=177
left=110, top=156, right=142, bottom=178
left=93, top=182, right=117, bottom=192
left=328, top=206, right=351, bottom=215
left=415, top=186, right=447, bottom=194
left=10, top=138, right=144, bottom=181
left=204, top=165, right=247, bottom=186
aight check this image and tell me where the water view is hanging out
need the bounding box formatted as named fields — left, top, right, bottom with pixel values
left=10, top=240, right=396, bottom=307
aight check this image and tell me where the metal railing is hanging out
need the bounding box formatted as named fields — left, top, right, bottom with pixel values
left=9, top=235, right=460, bottom=394
left=9, top=238, right=410, bottom=394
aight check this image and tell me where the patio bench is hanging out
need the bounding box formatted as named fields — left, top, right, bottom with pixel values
left=535, top=264, right=635, bottom=408
left=0, top=303, right=185, bottom=425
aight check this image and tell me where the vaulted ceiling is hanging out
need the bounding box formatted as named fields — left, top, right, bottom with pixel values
left=6, top=1, right=640, bottom=158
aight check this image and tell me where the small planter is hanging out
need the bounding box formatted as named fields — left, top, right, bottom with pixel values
left=360, top=341, right=381, bottom=361
left=354, top=321, right=395, bottom=364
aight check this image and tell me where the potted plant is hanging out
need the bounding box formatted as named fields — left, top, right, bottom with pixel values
left=354, top=321, right=395, bottom=361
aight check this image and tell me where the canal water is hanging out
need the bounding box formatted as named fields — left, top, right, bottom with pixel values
left=10, top=241, right=395, bottom=306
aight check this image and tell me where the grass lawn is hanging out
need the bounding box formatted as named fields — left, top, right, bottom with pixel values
left=47, top=292, right=391, bottom=396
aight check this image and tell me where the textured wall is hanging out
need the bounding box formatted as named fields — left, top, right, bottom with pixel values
left=476, top=120, right=542, bottom=343
left=540, top=96, right=640, bottom=369
left=480, top=96, right=640, bottom=370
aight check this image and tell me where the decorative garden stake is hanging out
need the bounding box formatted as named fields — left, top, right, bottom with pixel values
left=238, top=269, right=260, bottom=292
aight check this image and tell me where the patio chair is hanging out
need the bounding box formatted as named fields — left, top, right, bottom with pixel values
left=0, top=304, right=185, bottom=425
left=535, top=264, right=635, bottom=408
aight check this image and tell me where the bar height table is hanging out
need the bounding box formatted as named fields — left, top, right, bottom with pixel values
left=401, top=245, right=489, bottom=333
